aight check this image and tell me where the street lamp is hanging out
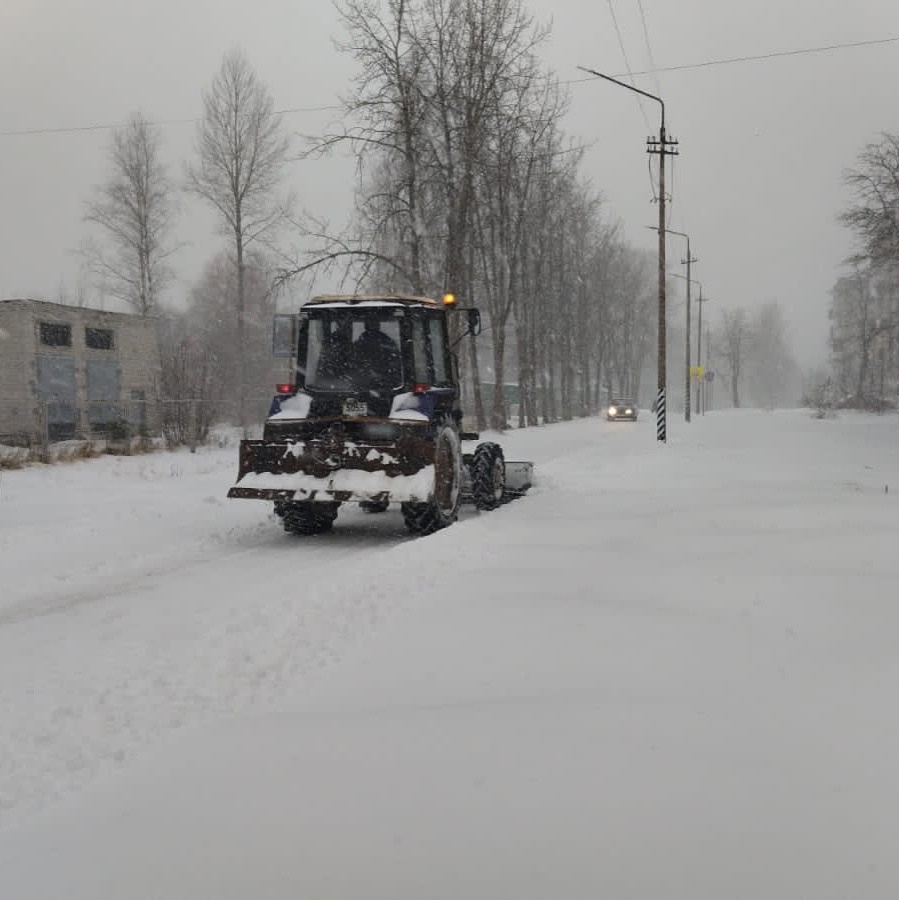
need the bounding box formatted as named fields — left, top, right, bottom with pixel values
left=648, top=226, right=695, bottom=422
left=577, top=65, right=678, bottom=442
left=671, top=273, right=711, bottom=414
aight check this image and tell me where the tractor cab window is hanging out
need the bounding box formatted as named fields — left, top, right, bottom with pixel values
left=428, top=316, right=450, bottom=386
left=411, top=317, right=429, bottom=383
left=410, top=313, right=451, bottom=387
left=300, top=310, right=404, bottom=393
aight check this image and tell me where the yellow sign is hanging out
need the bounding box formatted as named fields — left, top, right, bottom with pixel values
left=690, top=365, right=705, bottom=381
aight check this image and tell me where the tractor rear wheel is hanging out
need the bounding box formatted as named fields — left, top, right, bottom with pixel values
left=402, top=425, right=462, bottom=536
left=471, top=441, right=506, bottom=511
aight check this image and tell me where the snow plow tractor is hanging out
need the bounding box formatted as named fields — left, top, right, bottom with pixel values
left=227, top=293, right=533, bottom=536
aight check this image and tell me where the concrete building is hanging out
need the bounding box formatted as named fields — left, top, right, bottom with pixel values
left=0, top=299, right=161, bottom=446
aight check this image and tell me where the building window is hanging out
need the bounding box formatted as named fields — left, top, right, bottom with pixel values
left=39, top=322, right=72, bottom=347
left=85, top=327, right=114, bottom=350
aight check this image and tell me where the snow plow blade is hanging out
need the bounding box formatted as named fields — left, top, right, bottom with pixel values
left=459, top=459, right=534, bottom=503
left=503, top=460, right=534, bottom=497
left=226, top=437, right=436, bottom=505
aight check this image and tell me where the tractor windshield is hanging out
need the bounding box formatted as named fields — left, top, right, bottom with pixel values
left=298, top=308, right=405, bottom=394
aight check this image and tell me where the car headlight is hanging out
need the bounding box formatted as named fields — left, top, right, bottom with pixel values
left=625, top=408, right=633, bottom=415
left=608, top=406, right=617, bottom=416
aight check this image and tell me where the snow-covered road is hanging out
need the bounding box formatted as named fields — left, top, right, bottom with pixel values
left=0, top=418, right=598, bottom=820
left=2, top=410, right=899, bottom=898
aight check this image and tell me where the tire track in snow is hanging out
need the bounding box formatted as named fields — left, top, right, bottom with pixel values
left=0, top=508, right=434, bottom=824
left=0, top=510, right=409, bottom=629
left=0, top=417, right=621, bottom=825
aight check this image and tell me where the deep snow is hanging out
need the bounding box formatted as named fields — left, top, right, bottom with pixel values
left=2, top=410, right=899, bottom=898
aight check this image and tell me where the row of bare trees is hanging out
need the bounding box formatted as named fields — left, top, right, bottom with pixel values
left=277, top=0, right=658, bottom=429
left=79, top=1, right=661, bottom=437
left=826, top=132, right=899, bottom=410
left=707, top=301, right=800, bottom=411
left=81, top=49, right=293, bottom=435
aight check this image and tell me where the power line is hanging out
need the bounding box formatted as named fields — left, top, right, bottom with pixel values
left=3, top=34, right=895, bottom=140
left=568, top=34, right=899, bottom=85
left=576, top=31, right=896, bottom=225
left=605, top=0, right=653, bottom=134
left=605, top=0, right=656, bottom=203
left=0, top=103, right=341, bottom=139
left=633, top=0, right=663, bottom=209
left=634, top=0, right=661, bottom=96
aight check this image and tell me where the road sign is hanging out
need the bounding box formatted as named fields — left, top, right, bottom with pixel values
left=690, top=365, right=705, bottom=381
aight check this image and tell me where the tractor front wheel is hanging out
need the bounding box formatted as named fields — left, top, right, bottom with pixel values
left=471, top=441, right=506, bottom=511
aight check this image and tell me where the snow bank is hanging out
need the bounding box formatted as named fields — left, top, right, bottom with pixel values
left=0, top=444, right=29, bottom=468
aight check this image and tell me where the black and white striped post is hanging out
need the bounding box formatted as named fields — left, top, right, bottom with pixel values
left=655, top=388, right=666, bottom=441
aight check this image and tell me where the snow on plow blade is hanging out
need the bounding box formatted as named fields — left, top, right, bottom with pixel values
left=227, top=438, right=436, bottom=505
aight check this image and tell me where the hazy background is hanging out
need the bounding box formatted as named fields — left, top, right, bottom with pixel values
left=2, top=0, right=897, bottom=368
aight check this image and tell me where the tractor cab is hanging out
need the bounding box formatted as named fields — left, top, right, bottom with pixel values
left=269, top=294, right=479, bottom=422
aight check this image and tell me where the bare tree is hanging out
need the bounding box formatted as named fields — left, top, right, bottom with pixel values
left=156, top=313, right=221, bottom=447
left=830, top=266, right=897, bottom=406
left=186, top=48, right=291, bottom=432
left=420, top=0, right=549, bottom=312
left=188, top=250, right=278, bottom=423
left=474, top=70, right=567, bottom=428
left=841, top=132, right=899, bottom=268
left=718, top=308, right=750, bottom=408
left=329, top=0, right=433, bottom=294
left=83, top=112, right=176, bottom=315
left=747, top=300, right=799, bottom=410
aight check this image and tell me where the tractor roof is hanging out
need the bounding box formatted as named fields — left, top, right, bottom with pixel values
left=305, top=293, right=441, bottom=309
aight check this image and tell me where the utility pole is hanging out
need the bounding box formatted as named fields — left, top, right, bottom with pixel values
left=695, top=288, right=711, bottom=415
left=578, top=65, right=678, bottom=442
left=647, top=126, right=679, bottom=441
left=704, top=323, right=712, bottom=414
left=682, top=246, right=695, bottom=422
left=648, top=227, right=694, bottom=423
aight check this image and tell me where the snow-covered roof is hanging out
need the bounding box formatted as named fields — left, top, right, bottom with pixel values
left=305, top=294, right=441, bottom=309
left=0, top=298, right=158, bottom=322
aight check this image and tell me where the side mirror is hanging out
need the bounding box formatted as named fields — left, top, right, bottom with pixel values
left=467, top=308, right=482, bottom=336
left=272, top=314, right=296, bottom=358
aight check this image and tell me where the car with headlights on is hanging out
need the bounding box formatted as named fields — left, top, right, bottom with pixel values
left=606, top=398, right=638, bottom=422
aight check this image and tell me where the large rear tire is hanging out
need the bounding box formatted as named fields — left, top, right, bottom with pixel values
left=402, top=425, right=462, bottom=536
left=470, top=441, right=506, bottom=511
left=280, top=501, right=339, bottom=536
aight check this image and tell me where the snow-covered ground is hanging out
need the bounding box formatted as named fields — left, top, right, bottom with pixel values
left=2, top=409, right=899, bottom=898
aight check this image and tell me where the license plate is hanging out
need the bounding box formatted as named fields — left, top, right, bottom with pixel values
left=342, top=398, right=368, bottom=416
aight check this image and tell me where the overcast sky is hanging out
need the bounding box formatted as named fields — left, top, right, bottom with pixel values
left=1, top=0, right=897, bottom=367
